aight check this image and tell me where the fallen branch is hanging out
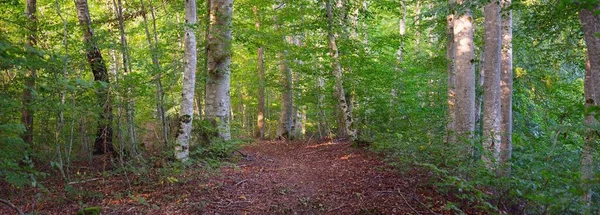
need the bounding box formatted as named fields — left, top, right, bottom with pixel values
left=399, top=193, right=421, bottom=215
left=0, top=198, right=24, bottom=215
left=234, top=179, right=248, bottom=186
left=410, top=194, right=439, bottom=215
left=327, top=204, right=347, bottom=213
left=68, top=177, right=100, bottom=185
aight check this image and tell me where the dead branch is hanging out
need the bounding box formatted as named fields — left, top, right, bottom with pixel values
left=0, top=198, right=24, bottom=215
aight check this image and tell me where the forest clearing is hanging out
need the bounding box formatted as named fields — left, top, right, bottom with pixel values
left=1, top=0, right=599, bottom=214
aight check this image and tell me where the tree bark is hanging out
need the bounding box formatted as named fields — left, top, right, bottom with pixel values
left=205, top=0, right=233, bottom=141
left=22, top=0, right=37, bottom=146
left=254, top=6, right=265, bottom=140
left=452, top=0, right=475, bottom=144
left=174, top=0, right=197, bottom=161
left=446, top=0, right=456, bottom=143
left=276, top=49, right=294, bottom=140
left=326, top=0, right=356, bottom=141
left=482, top=0, right=502, bottom=168
left=498, top=0, right=513, bottom=177
left=580, top=4, right=600, bottom=208
left=75, top=0, right=114, bottom=155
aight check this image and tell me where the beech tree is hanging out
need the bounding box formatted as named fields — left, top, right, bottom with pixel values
left=482, top=0, right=502, bottom=167
left=205, top=0, right=233, bottom=141
left=579, top=3, right=600, bottom=208
left=74, top=0, right=114, bottom=154
left=499, top=0, right=513, bottom=176
left=175, top=0, right=197, bottom=161
left=452, top=0, right=475, bottom=143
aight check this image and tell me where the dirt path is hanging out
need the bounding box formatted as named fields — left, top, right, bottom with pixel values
left=1, top=140, right=451, bottom=214
left=182, top=140, right=448, bottom=214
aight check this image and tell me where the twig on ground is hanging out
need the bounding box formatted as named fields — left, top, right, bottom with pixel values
left=68, top=177, right=100, bottom=185
left=0, top=198, right=24, bottom=215
left=410, top=194, right=439, bottom=215
left=327, top=204, right=347, bottom=212
left=234, top=179, right=248, bottom=186
left=399, top=192, right=421, bottom=215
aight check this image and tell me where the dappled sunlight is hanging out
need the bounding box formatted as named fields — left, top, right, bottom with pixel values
left=305, top=141, right=338, bottom=149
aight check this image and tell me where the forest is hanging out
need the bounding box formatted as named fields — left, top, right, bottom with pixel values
left=0, top=0, right=599, bottom=213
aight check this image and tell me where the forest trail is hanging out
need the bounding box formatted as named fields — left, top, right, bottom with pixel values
left=181, top=140, right=449, bottom=214
left=1, top=140, right=452, bottom=214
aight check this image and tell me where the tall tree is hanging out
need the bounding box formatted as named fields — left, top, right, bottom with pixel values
left=174, top=0, right=197, bottom=161
left=446, top=0, right=456, bottom=143
left=22, top=0, right=37, bottom=146
left=112, top=0, right=137, bottom=152
left=74, top=0, right=114, bottom=154
left=254, top=6, right=266, bottom=140
left=579, top=3, right=600, bottom=208
left=139, top=0, right=168, bottom=147
left=498, top=0, right=513, bottom=176
left=482, top=0, right=502, bottom=167
left=452, top=0, right=476, bottom=143
left=326, top=0, right=356, bottom=141
left=205, top=0, right=233, bottom=141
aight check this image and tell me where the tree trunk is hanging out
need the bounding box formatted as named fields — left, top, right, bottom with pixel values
left=174, top=0, right=197, bottom=161
left=446, top=0, right=455, bottom=143
left=498, top=0, right=513, bottom=177
left=254, top=6, right=265, bottom=140
left=452, top=0, right=475, bottom=144
left=22, top=0, right=37, bottom=146
left=326, top=0, right=356, bottom=141
left=140, top=0, right=168, bottom=147
left=75, top=0, right=114, bottom=155
left=113, top=0, right=137, bottom=154
left=276, top=49, right=294, bottom=140
left=205, top=0, right=233, bottom=141
left=482, top=0, right=502, bottom=167
left=580, top=5, right=600, bottom=209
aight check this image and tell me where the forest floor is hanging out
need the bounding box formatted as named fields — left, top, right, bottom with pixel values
left=1, top=140, right=456, bottom=214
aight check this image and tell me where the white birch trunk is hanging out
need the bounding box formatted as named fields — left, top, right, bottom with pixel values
left=175, top=0, right=197, bottom=161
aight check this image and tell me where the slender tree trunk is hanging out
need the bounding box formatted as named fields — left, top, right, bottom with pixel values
left=452, top=0, right=475, bottom=144
left=140, top=0, right=168, bottom=147
left=580, top=5, right=600, bottom=209
left=75, top=0, right=114, bottom=155
left=174, top=0, right=197, bottom=161
left=482, top=0, right=502, bottom=167
left=393, top=0, right=406, bottom=116
left=326, top=0, right=356, bottom=141
left=498, top=0, right=513, bottom=177
left=113, top=0, right=137, bottom=154
left=446, top=0, right=456, bottom=143
left=254, top=6, right=266, bottom=140
left=205, top=0, right=233, bottom=141
left=22, top=0, right=37, bottom=146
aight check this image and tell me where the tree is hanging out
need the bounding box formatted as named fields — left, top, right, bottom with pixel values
left=326, top=0, right=356, bottom=142
left=22, top=0, right=37, bottom=146
left=254, top=6, right=266, bottom=140
left=174, top=0, right=197, bottom=161
left=579, top=3, right=600, bottom=208
left=453, top=0, right=476, bottom=144
left=446, top=0, right=456, bottom=143
left=74, top=0, right=114, bottom=154
left=275, top=9, right=294, bottom=140
left=482, top=0, right=502, bottom=167
left=205, top=0, right=233, bottom=141
left=499, top=0, right=513, bottom=176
